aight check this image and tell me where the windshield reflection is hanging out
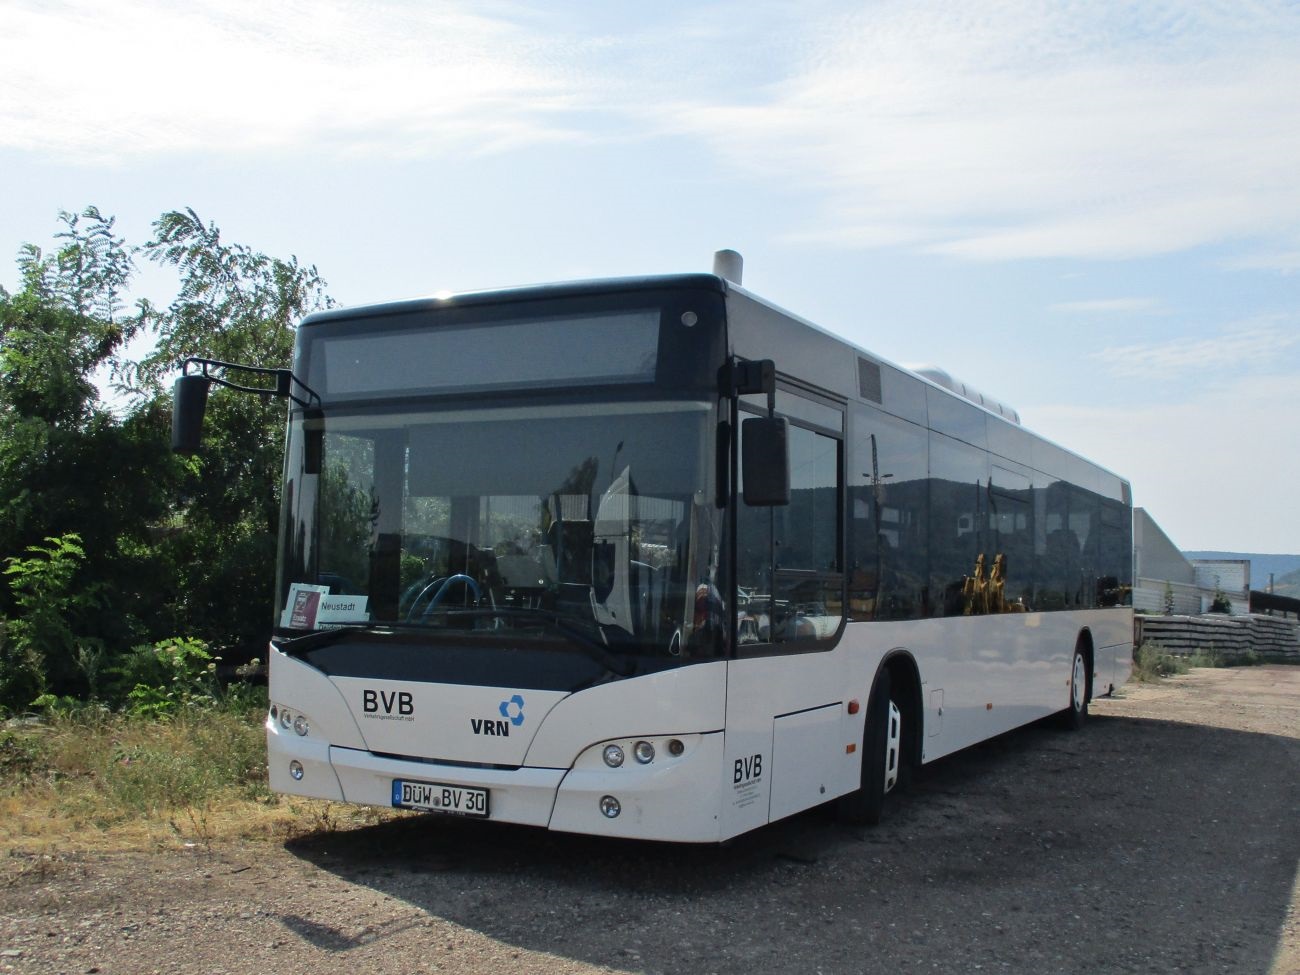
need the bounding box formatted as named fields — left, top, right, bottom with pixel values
left=279, top=402, right=723, bottom=659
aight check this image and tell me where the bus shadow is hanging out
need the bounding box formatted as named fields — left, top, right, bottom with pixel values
left=285, top=714, right=1300, bottom=974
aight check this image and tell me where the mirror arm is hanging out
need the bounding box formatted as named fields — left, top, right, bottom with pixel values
left=720, top=357, right=776, bottom=406
left=182, top=356, right=321, bottom=409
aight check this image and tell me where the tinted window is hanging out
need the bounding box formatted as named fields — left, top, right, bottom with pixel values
left=929, top=433, right=990, bottom=616
left=849, top=407, right=928, bottom=621
left=318, top=310, right=660, bottom=397
left=990, top=464, right=1034, bottom=611
left=926, top=387, right=988, bottom=449
left=738, top=412, right=843, bottom=647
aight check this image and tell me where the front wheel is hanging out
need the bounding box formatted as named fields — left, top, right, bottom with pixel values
left=836, top=669, right=903, bottom=826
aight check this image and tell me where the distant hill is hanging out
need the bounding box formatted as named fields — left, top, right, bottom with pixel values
left=1271, top=567, right=1300, bottom=600
left=1183, top=551, right=1300, bottom=596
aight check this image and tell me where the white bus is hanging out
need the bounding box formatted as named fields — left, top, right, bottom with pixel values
left=194, top=255, right=1132, bottom=842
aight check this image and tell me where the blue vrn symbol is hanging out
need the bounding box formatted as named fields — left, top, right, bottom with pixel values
left=499, top=694, right=525, bottom=727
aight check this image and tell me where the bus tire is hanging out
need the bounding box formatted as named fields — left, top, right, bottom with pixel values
left=836, top=669, right=901, bottom=826
left=1060, top=642, right=1089, bottom=731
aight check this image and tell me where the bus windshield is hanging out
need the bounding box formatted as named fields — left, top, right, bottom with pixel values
left=277, top=399, right=723, bottom=659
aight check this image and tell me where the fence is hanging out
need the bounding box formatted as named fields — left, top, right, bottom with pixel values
left=1135, top=613, right=1300, bottom=659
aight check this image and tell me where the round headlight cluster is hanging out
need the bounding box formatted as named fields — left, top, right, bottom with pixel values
left=601, top=738, right=686, bottom=768
left=272, top=704, right=310, bottom=737
left=593, top=738, right=687, bottom=823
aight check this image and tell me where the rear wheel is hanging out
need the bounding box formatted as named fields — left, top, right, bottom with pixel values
left=1061, top=644, right=1089, bottom=730
left=837, top=669, right=902, bottom=826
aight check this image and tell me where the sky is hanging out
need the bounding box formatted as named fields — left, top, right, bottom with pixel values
left=1, top=0, right=1298, bottom=555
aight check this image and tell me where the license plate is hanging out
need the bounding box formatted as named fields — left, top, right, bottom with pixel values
left=391, top=779, right=489, bottom=817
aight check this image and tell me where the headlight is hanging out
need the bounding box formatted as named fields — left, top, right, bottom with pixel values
left=633, top=740, right=655, bottom=764
left=602, top=744, right=625, bottom=768
left=273, top=705, right=310, bottom=737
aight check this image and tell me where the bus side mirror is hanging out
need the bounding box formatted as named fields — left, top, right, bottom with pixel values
left=172, top=374, right=211, bottom=454
left=741, top=416, right=790, bottom=506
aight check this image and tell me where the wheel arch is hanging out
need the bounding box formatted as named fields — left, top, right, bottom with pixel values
left=874, top=648, right=924, bottom=770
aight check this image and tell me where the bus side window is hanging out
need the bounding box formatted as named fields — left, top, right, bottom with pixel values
left=737, top=417, right=843, bottom=646
left=848, top=408, right=928, bottom=622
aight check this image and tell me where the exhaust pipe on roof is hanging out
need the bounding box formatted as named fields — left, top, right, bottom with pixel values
left=713, top=249, right=743, bottom=285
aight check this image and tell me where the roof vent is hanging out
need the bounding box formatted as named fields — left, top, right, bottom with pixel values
left=712, top=249, right=743, bottom=285
left=916, top=366, right=1020, bottom=425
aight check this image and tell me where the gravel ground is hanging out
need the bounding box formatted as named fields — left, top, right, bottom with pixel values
left=3, top=665, right=1298, bottom=975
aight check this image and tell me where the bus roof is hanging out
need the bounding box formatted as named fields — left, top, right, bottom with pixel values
left=297, top=273, right=729, bottom=329
left=296, top=269, right=1129, bottom=497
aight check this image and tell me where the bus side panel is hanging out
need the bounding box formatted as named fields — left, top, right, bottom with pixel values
left=1091, top=607, right=1134, bottom=693
left=880, top=610, right=1117, bottom=765
left=721, top=651, right=868, bottom=839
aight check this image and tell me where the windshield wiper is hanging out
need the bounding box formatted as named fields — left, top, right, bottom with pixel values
left=274, top=620, right=425, bottom=655
left=274, top=612, right=636, bottom=677
left=423, top=607, right=636, bottom=676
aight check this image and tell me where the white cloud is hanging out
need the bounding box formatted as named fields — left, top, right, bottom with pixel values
left=0, top=0, right=585, bottom=162
left=1050, top=298, right=1160, bottom=314
left=652, top=0, right=1300, bottom=262
left=1220, top=246, right=1300, bottom=274
left=1090, top=319, right=1299, bottom=378
left=1026, top=372, right=1300, bottom=552
left=6, top=0, right=1300, bottom=266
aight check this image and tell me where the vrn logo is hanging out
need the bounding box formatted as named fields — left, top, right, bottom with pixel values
left=472, top=694, right=525, bottom=737
left=362, top=689, right=413, bottom=715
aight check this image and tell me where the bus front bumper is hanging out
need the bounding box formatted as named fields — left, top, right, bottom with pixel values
left=268, top=726, right=726, bottom=842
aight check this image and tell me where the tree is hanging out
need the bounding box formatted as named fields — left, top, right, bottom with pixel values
left=128, top=208, right=331, bottom=394
left=0, top=209, right=177, bottom=706
left=126, top=209, right=335, bottom=659
left=0, top=205, right=335, bottom=709
left=0, top=209, right=161, bottom=610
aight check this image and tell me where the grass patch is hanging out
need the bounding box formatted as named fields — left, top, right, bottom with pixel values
left=1133, top=642, right=1190, bottom=681
left=1, top=702, right=265, bottom=848
left=0, top=694, right=409, bottom=853
left=1131, top=642, right=1293, bottom=682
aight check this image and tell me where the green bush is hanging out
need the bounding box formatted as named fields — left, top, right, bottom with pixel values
left=1133, top=642, right=1189, bottom=681
left=111, top=636, right=220, bottom=717
left=0, top=729, right=47, bottom=785
left=0, top=533, right=100, bottom=710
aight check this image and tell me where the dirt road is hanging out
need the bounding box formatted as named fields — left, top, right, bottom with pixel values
left=3, top=666, right=1298, bottom=975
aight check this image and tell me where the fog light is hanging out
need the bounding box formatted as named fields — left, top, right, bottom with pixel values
left=293, top=715, right=309, bottom=737
left=633, top=740, right=655, bottom=764
left=599, top=795, right=621, bottom=818
left=667, top=738, right=685, bottom=756
left=602, top=744, right=625, bottom=768
left=279, top=710, right=293, bottom=730
left=289, top=760, right=304, bottom=781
